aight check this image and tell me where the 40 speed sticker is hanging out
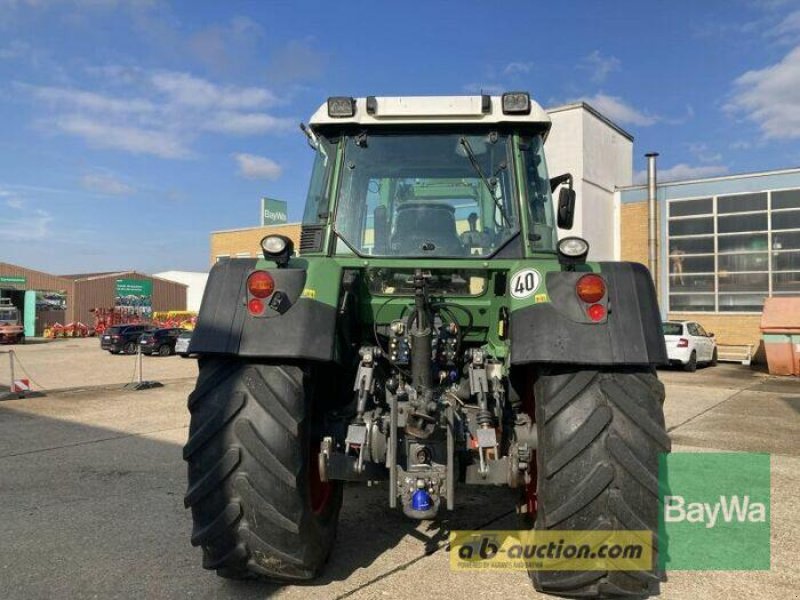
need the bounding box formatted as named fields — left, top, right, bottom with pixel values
left=510, top=268, right=542, bottom=299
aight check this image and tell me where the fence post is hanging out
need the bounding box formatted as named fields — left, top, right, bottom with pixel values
left=9, top=350, right=15, bottom=392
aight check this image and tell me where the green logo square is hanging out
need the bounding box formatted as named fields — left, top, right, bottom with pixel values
left=658, top=452, right=771, bottom=570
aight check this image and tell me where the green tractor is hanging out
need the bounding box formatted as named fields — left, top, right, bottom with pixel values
left=184, top=92, right=670, bottom=598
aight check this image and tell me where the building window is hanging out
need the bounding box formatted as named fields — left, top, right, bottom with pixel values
left=235, top=252, right=251, bottom=258
left=215, top=255, right=230, bottom=262
left=667, top=189, right=800, bottom=313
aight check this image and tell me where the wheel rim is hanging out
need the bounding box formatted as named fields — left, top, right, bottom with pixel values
left=160, top=345, right=170, bottom=356
left=309, top=440, right=332, bottom=515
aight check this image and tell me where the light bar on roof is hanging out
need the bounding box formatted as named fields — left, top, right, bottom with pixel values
left=366, top=96, right=491, bottom=118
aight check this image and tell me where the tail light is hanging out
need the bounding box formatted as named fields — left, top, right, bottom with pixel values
left=576, top=274, right=606, bottom=304
left=587, top=304, right=607, bottom=322
left=247, top=270, right=275, bottom=298
left=677, top=338, right=689, bottom=348
left=248, top=298, right=265, bottom=315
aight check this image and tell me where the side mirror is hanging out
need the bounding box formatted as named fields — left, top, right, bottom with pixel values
left=708, top=332, right=715, bottom=338
left=557, top=187, right=576, bottom=230
left=374, top=205, right=389, bottom=254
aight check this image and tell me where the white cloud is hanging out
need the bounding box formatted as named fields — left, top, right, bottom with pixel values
left=28, top=84, right=156, bottom=115
left=634, top=163, right=729, bottom=185
left=202, top=111, right=294, bottom=135
left=688, top=142, right=723, bottom=163
left=80, top=173, right=135, bottom=195
left=6, top=197, right=24, bottom=208
left=769, top=10, right=800, bottom=42
left=149, top=71, right=277, bottom=110
left=574, top=93, right=658, bottom=126
left=0, top=206, right=52, bottom=241
left=234, top=153, right=282, bottom=180
left=730, top=140, right=752, bottom=150
left=55, top=115, right=189, bottom=158
left=462, top=83, right=505, bottom=95
left=726, top=45, right=800, bottom=139
left=503, top=61, right=534, bottom=76
left=266, top=38, right=327, bottom=83
left=23, top=68, right=291, bottom=159
left=582, top=50, right=621, bottom=83
left=0, top=40, right=29, bottom=60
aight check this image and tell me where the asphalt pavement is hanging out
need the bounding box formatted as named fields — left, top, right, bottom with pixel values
left=0, top=341, right=797, bottom=599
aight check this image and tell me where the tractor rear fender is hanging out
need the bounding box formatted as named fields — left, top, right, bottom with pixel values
left=510, top=262, right=667, bottom=366
left=188, top=258, right=341, bottom=361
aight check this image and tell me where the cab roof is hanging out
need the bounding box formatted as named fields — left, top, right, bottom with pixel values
left=308, top=94, right=551, bottom=132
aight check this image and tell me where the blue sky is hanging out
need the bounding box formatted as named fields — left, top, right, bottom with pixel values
left=1, top=0, right=799, bottom=274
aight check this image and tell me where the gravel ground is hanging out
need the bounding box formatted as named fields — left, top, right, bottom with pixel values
left=0, top=340, right=797, bottom=599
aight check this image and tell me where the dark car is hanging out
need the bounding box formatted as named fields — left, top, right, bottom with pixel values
left=100, top=324, right=152, bottom=354
left=139, top=328, right=186, bottom=356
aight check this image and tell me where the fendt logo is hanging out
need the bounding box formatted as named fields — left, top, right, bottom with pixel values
left=664, top=495, right=767, bottom=529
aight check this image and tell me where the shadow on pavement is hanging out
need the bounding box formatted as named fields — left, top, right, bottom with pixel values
left=0, top=390, right=520, bottom=600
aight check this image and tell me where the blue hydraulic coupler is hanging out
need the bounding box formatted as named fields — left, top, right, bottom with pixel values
left=412, top=488, right=432, bottom=511
left=403, top=480, right=439, bottom=519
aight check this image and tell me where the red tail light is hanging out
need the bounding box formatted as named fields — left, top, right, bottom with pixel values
left=587, top=303, right=606, bottom=322
left=247, top=271, right=274, bottom=298
left=677, top=338, right=689, bottom=348
left=576, top=274, right=606, bottom=304
left=247, top=298, right=265, bottom=315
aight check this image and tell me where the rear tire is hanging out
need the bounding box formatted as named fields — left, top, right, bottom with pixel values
left=525, top=367, right=670, bottom=598
left=158, top=344, right=172, bottom=357
left=184, top=357, right=343, bottom=581
left=710, top=348, right=718, bottom=367
left=684, top=352, right=696, bottom=372
left=124, top=341, right=137, bottom=355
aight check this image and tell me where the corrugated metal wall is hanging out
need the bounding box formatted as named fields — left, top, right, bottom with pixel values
left=1, top=263, right=187, bottom=328
left=0, top=262, right=73, bottom=295
left=0, top=262, right=74, bottom=332
left=72, top=272, right=187, bottom=325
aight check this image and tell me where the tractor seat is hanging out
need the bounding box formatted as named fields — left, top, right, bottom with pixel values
left=391, top=203, right=464, bottom=256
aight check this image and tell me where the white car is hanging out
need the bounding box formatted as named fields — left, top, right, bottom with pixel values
left=175, top=331, right=192, bottom=358
left=662, top=321, right=717, bottom=372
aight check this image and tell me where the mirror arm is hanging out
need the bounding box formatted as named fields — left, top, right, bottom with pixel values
left=550, top=173, right=573, bottom=193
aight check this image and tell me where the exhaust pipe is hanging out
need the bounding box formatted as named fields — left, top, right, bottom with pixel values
left=645, top=152, right=659, bottom=290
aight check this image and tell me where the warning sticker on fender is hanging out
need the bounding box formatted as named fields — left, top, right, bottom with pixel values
left=510, top=269, right=541, bottom=299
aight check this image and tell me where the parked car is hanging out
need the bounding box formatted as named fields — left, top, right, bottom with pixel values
left=100, top=324, right=153, bottom=354
left=662, top=320, right=718, bottom=371
left=139, top=328, right=186, bottom=356
left=175, top=331, right=192, bottom=358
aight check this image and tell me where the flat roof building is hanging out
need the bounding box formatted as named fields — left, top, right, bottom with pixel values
left=616, top=167, right=800, bottom=348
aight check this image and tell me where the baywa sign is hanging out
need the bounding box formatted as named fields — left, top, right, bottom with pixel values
left=658, top=452, right=770, bottom=570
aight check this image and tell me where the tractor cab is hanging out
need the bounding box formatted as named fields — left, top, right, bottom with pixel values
left=300, top=94, right=563, bottom=260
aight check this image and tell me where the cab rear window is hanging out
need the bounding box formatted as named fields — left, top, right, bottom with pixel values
left=662, top=323, right=683, bottom=336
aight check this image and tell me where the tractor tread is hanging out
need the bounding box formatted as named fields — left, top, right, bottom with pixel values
left=191, top=501, right=242, bottom=547
left=234, top=417, right=298, bottom=488
left=184, top=447, right=240, bottom=507
left=183, top=392, right=246, bottom=460
left=544, top=406, right=611, bottom=478
left=528, top=368, right=669, bottom=598
left=184, top=359, right=342, bottom=582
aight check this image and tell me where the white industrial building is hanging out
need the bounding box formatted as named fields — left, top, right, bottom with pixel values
left=153, top=271, right=208, bottom=312
left=544, top=102, right=634, bottom=261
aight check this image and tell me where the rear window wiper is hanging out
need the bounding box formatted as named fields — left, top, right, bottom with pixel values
left=458, top=137, right=512, bottom=227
